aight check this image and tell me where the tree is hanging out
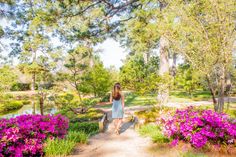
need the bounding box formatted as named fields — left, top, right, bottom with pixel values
left=61, top=45, right=91, bottom=100
left=79, top=62, right=112, bottom=97
left=0, top=66, right=17, bottom=91
left=119, top=54, right=159, bottom=94
left=120, top=0, right=172, bottom=104
left=163, top=0, right=236, bottom=112
left=175, top=64, right=202, bottom=95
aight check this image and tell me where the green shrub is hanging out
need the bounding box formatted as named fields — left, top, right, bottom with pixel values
left=80, top=98, right=100, bottom=107
left=139, top=124, right=169, bottom=143
left=77, top=108, right=104, bottom=121
left=56, top=109, right=77, bottom=121
left=0, top=100, right=23, bottom=113
left=69, top=122, right=99, bottom=135
left=44, top=138, right=76, bottom=156
left=10, top=83, right=30, bottom=91
left=100, top=94, right=110, bottom=102
left=22, top=100, right=31, bottom=105
left=66, top=131, right=88, bottom=144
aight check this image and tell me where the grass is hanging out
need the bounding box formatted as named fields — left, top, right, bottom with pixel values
left=44, top=138, right=76, bottom=156
left=99, top=93, right=157, bottom=108
left=44, top=128, right=90, bottom=156
left=66, top=131, right=88, bottom=144
left=170, top=90, right=212, bottom=102
left=139, top=124, right=170, bottom=143
left=181, top=151, right=208, bottom=157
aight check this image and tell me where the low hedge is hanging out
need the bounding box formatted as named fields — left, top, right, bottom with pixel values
left=0, top=100, right=24, bottom=113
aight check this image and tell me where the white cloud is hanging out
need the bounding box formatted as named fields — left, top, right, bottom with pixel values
left=95, top=38, right=127, bottom=69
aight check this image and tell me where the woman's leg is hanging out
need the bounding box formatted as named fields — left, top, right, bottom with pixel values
left=114, top=119, right=118, bottom=130
left=117, top=118, right=122, bottom=131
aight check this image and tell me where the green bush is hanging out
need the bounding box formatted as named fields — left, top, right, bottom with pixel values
left=44, top=138, right=76, bottom=156
left=10, top=83, right=30, bottom=91
left=69, top=122, right=99, bottom=136
left=0, top=100, right=23, bottom=113
left=56, top=109, right=77, bottom=121
left=57, top=108, right=104, bottom=122
left=66, top=131, right=88, bottom=144
left=139, top=124, right=169, bottom=143
left=77, top=108, right=104, bottom=121
left=22, top=100, right=31, bottom=105
left=80, top=98, right=100, bottom=107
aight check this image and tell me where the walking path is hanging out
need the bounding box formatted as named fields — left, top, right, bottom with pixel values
left=70, top=108, right=155, bottom=157
left=69, top=99, right=236, bottom=157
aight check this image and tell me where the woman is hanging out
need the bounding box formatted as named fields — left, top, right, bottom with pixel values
left=109, top=83, right=125, bottom=135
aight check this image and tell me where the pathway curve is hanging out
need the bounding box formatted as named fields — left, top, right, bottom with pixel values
left=69, top=107, right=156, bottom=157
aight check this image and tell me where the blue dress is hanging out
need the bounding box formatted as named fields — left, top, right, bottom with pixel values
left=112, top=98, right=123, bottom=119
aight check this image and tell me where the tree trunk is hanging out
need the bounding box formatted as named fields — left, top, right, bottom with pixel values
left=32, top=100, right=36, bottom=114
left=158, top=36, right=170, bottom=106
left=39, top=96, right=44, bottom=115
left=206, top=75, right=217, bottom=109
left=225, top=73, right=231, bottom=110
left=171, top=53, right=177, bottom=77
left=31, top=72, right=36, bottom=91
left=217, top=66, right=225, bottom=112
left=159, top=36, right=169, bottom=75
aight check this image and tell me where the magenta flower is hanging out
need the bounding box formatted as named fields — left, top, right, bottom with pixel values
left=0, top=114, right=69, bottom=156
left=161, top=106, right=236, bottom=148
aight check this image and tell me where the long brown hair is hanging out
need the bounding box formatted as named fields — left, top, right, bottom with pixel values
left=112, top=83, right=121, bottom=100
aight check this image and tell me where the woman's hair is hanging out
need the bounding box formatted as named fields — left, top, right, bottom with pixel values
left=112, top=83, right=121, bottom=100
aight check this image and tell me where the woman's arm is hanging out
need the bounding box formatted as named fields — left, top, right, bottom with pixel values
left=109, top=92, right=112, bottom=104
left=121, top=94, right=125, bottom=110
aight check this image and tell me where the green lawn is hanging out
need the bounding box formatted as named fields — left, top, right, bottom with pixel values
left=99, top=91, right=213, bottom=108
left=170, top=90, right=212, bottom=102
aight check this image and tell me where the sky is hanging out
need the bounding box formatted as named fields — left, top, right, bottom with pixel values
left=95, top=38, right=127, bottom=69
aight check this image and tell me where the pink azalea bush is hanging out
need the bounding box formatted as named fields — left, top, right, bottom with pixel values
left=0, top=114, right=69, bottom=156
left=161, top=106, right=236, bottom=148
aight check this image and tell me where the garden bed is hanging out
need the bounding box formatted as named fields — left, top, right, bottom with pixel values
left=136, top=106, right=236, bottom=156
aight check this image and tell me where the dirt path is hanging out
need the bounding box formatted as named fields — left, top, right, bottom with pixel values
left=69, top=109, right=156, bottom=157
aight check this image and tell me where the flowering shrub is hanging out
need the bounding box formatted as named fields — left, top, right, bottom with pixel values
left=161, top=106, right=236, bottom=148
left=0, top=114, right=69, bottom=156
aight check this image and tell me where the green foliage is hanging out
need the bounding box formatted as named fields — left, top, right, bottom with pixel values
left=77, top=108, right=104, bottom=121
left=10, top=83, right=31, bottom=91
left=181, top=151, right=207, bottom=157
left=79, top=63, right=112, bottom=97
left=120, top=54, right=159, bottom=94
left=139, top=124, right=169, bottom=143
left=56, top=109, right=77, bottom=121
left=69, top=122, right=99, bottom=136
left=0, top=100, right=23, bottom=113
left=57, top=107, right=103, bottom=122
left=175, top=64, right=202, bottom=94
left=0, top=66, right=17, bottom=91
left=0, top=26, right=4, bottom=38
left=44, top=130, right=89, bottom=156
left=54, top=93, right=80, bottom=110
left=81, top=98, right=99, bottom=107
left=44, top=138, right=76, bottom=156
left=66, top=131, right=88, bottom=144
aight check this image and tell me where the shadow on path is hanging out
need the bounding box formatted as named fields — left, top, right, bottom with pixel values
left=119, top=121, right=134, bottom=134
